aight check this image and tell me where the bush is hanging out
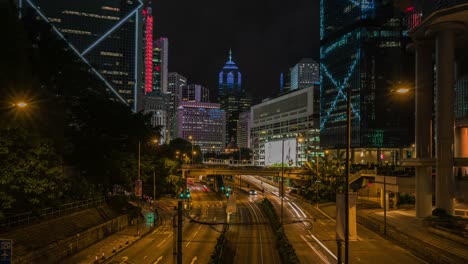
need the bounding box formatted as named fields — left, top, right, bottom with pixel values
left=432, top=208, right=448, bottom=218
left=209, top=233, right=226, bottom=264
left=260, top=198, right=300, bottom=264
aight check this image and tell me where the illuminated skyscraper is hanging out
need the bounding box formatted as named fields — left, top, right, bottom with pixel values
left=320, top=0, right=414, bottom=163
left=167, top=72, right=187, bottom=141
left=182, top=84, right=210, bottom=102
left=21, top=0, right=144, bottom=111
left=218, top=49, right=251, bottom=144
left=290, top=58, right=320, bottom=90
left=153, top=37, right=169, bottom=94
left=142, top=1, right=153, bottom=95
left=177, top=102, right=226, bottom=153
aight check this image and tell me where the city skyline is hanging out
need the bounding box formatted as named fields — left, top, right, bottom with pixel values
left=152, top=0, right=320, bottom=102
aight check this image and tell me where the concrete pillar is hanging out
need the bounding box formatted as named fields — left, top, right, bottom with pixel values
left=414, top=40, right=434, bottom=218
left=435, top=26, right=456, bottom=214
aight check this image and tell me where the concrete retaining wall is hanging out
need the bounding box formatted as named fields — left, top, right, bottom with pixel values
left=16, top=214, right=128, bottom=264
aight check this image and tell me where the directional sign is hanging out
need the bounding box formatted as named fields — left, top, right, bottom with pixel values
left=147, top=212, right=155, bottom=224
left=0, top=239, right=12, bottom=264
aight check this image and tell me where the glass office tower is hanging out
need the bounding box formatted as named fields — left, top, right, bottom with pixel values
left=21, top=0, right=143, bottom=111
left=320, top=0, right=414, bottom=163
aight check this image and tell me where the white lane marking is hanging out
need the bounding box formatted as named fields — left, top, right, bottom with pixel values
left=120, top=256, right=128, bottom=263
left=156, top=232, right=173, bottom=247
left=307, top=232, right=338, bottom=260
left=186, top=227, right=202, bottom=247
left=300, top=235, right=330, bottom=264
left=246, top=202, right=264, bottom=264
left=154, top=256, right=163, bottom=264
left=316, top=207, right=335, bottom=222
left=190, top=256, right=198, bottom=264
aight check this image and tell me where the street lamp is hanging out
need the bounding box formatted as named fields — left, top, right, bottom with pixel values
left=188, top=136, right=194, bottom=165
left=13, top=102, right=28, bottom=108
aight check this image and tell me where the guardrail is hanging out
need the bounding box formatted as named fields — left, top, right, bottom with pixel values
left=0, top=196, right=106, bottom=230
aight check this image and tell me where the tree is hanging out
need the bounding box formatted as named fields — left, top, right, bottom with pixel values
left=301, top=158, right=344, bottom=202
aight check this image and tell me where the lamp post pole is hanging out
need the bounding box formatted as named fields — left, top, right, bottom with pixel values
left=344, top=86, right=351, bottom=264
left=138, top=141, right=141, bottom=180
left=384, top=174, right=387, bottom=235
left=281, top=139, right=284, bottom=225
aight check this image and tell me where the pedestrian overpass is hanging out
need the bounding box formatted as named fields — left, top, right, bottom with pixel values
left=181, top=163, right=310, bottom=181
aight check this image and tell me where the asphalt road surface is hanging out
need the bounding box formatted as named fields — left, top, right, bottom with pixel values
left=105, top=183, right=225, bottom=264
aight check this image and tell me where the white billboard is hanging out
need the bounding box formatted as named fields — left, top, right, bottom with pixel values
left=264, top=139, right=297, bottom=166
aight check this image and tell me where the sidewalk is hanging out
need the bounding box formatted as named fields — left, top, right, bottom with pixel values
left=318, top=203, right=468, bottom=264
left=62, top=199, right=177, bottom=264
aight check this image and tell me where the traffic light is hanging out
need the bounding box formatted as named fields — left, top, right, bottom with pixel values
left=227, top=186, right=231, bottom=192
left=225, top=191, right=230, bottom=198
left=179, top=192, right=184, bottom=199
left=221, top=186, right=225, bottom=191
left=186, top=188, right=191, bottom=198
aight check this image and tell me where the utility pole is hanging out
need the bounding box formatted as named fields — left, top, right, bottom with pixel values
left=153, top=171, right=156, bottom=202
left=177, top=200, right=183, bottom=264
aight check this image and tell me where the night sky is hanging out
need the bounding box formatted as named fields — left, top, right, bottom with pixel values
left=153, top=0, right=320, bottom=103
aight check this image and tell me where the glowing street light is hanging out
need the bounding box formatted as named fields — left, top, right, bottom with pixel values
left=14, top=102, right=28, bottom=108
left=395, top=88, right=410, bottom=94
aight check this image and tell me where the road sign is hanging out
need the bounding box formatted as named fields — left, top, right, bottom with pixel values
left=147, top=212, right=155, bottom=224
left=0, top=239, right=12, bottom=264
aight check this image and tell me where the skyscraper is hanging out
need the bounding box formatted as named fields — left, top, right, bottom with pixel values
left=290, top=58, right=320, bottom=90
left=177, top=102, right=226, bottom=153
left=182, top=84, right=210, bottom=102
left=142, top=1, right=153, bottom=95
left=320, top=0, right=414, bottom=163
left=153, top=37, right=169, bottom=94
left=167, top=72, right=187, bottom=141
left=22, top=0, right=144, bottom=111
left=218, top=50, right=251, bottom=144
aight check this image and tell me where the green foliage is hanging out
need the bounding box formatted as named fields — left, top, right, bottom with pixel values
left=260, top=198, right=300, bottom=264
left=432, top=208, right=449, bottom=218
left=0, top=5, right=181, bottom=217
left=209, top=233, right=226, bottom=264
left=301, top=159, right=344, bottom=202
left=398, top=193, right=415, bottom=205
left=0, top=128, right=66, bottom=217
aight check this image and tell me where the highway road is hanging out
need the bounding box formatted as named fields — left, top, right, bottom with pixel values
left=221, top=190, right=280, bottom=264
left=240, top=175, right=426, bottom=264
left=105, top=183, right=225, bottom=264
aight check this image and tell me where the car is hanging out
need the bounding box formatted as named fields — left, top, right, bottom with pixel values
left=249, top=189, right=257, bottom=195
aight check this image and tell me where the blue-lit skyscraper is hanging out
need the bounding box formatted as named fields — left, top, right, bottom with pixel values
left=320, top=0, right=414, bottom=162
left=218, top=50, right=251, bottom=144
left=20, top=0, right=143, bottom=111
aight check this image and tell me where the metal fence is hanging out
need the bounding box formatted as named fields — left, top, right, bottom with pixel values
left=0, top=196, right=106, bottom=230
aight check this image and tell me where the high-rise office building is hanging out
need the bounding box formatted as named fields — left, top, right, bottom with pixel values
left=237, top=111, right=251, bottom=149
left=251, top=86, right=321, bottom=166
left=142, top=1, right=153, bottom=95
left=152, top=37, right=169, bottom=94
left=182, top=84, right=210, bottom=102
left=290, top=59, right=320, bottom=90
left=320, top=0, right=414, bottom=163
left=167, top=72, right=187, bottom=141
left=218, top=50, right=251, bottom=144
left=177, top=102, right=226, bottom=153
left=142, top=94, right=168, bottom=142
left=22, top=0, right=144, bottom=111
